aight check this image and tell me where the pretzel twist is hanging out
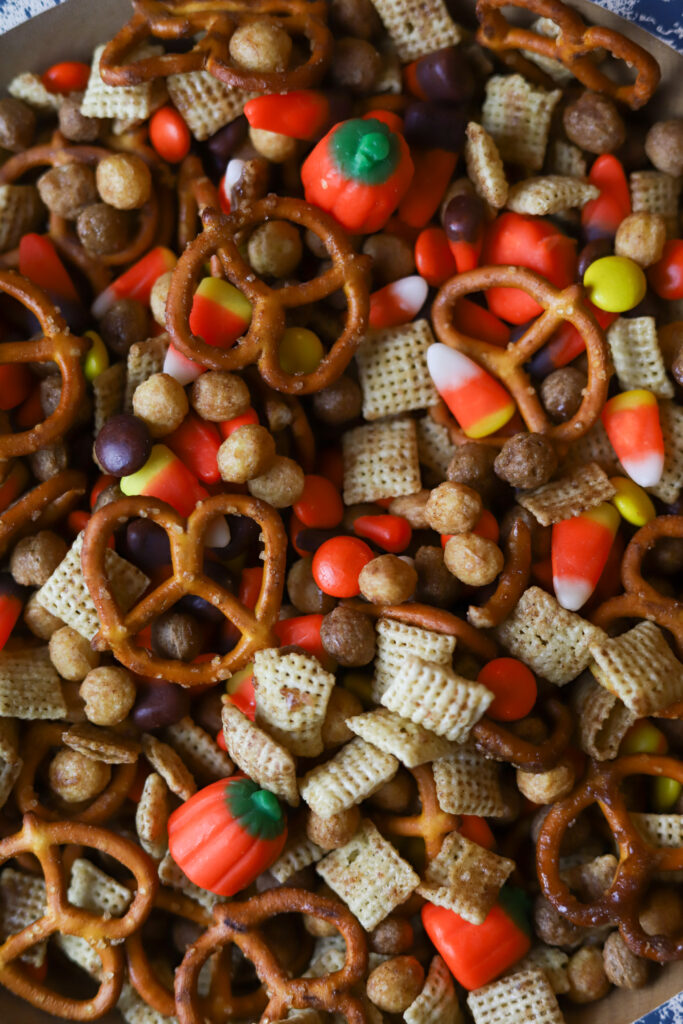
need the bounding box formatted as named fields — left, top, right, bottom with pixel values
left=100, top=0, right=333, bottom=93
left=175, top=888, right=368, bottom=1024
left=476, top=0, right=660, bottom=109
left=166, top=197, right=371, bottom=394
left=537, top=754, right=683, bottom=961
left=0, top=814, right=157, bottom=1020
left=82, top=493, right=287, bottom=685
left=468, top=516, right=532, bottom=629
left=0, top=271, right=88, bottom=459
left=0, top=470, right=86, bottom=559
left=433, top=266, right=610, bottom=442
left=374, top=763, right=459, bottom=864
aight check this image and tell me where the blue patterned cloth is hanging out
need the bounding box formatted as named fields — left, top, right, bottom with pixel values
left=639, top=992, right=683, bottom=1023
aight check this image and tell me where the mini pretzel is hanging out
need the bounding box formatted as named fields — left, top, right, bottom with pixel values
left=15, top=723, right=138, bottom=825
left=432, top=266, right=610, bottom=442
left=468, top=516, right=531, bottom=629
left=0, top=470, right=86, bottom=559
left=592, top=515, right=683, bottom=658
left=0, top=271, right=88, bottom=459
left=126, top=886, right=267, bottom=1020
left=0, top=813, right=157, bottom=1020
left=373, top=763, right=459, bottom=865
left=476, top=0, right=660, bottom=110
left=101, top=0, right=333, bottom=93
left=82, top=493, right=286, bottom=685
left=537, top=753, right=683, bottom=961
left=166, top=198, right=371, bottom=394
left=175, top=887, right=368, bottom=1024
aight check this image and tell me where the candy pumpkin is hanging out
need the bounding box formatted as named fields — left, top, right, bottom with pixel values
left=301, top=117, right=414, bottom=234
left=167, top=775, right=287, bottom=896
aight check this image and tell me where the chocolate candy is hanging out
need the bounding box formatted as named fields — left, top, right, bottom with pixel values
left=94, top=414, right=152, bottom=477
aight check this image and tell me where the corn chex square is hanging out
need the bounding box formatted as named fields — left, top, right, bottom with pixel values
left=517, top=946, right=570, bottom=995
left=417, top=831, right=514, bottom=924
left=506, top=175, right=598, bottom=215
left=63, top=722, right=140, bottom=764
left=495, top=586, right=605, bottom=686
left=0, top=647, right=65, bottom=720
left=465, top=122, right=508, bottom=209
left=573, top=673, right=636, bottom=761
left=589, top=621, right=683, bottom=716
left=253, top=647, right=335, bottom=758
left=9, top=72, right=62, bottom=113
left=346, top=708, right=454, bottom=767
left=300, top=737, right=398, bottom=818
left=36, top=531, right=149, bottom=642
left=405, top=955, right=463, bottom=1024
left=433, top=747, right=505, bottom=816
left=370, top=0, right=462, bottom=62
left=81, top=44, right=167, bottom=123
left=222, top=700, right=299, bottom=806
left=0, top=759, right=22, bottom=811
left=606, top=317, right=674, bottom=399
left=270, top=836, right=325, bottom=884
left=0, top=718, right=19, bottom=764
left=343, top=416, right=421, bottom=505
left=55, top=933, right=103, bottom=978
left=142, top=734, right=196, bottom=801
left=356, top=320, right=439, bottom=421
left=547, top=140, right=586, bottom=179
left=467, top=967, right=565, bottom=1024
left=516, top=462, right=616, bottom=526
left=0, top=184, right=44, bottom=253
left=373, top=616, right=456, bottom=702
left=317, top=819, right=419, bottom=930
left=93, top=362, right=126, bottom=433
left=118, top=981, right=176, bottom=1024
left=416, top=415, right=456, bottom=480
left=630, top=171, right=681, bottom=236
left=164, top=716, right=233, bottom=783
left=631, top=813, right=683, bottom=848
left=648, top=400, right=683, bottom=504
left=304, top=934, right=346, bottom=979
left=167, top=71, right=256, bottom=140
left=0, top=869, right=47, bottom=967
left=560, top=420, right=620, bottom=477
left=482, top=74, right=561, bottom=172
left=125, top=335, right=170, bottom=410
left=68, top=858, right=133, bottom=917
left=136, top=772, right=169, bottom=860
left=381, top=656, right=493, bottom=743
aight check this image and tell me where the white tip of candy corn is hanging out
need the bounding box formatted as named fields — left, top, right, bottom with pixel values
left=91, top=286, right=115, bottom=319
left=553, top=576, right=594, bottom=611
left=205, top=516, right=231, bottom=549
left=164, top=343, right=204, bottom=386
left=427, top=343, right=479, bottom=394
left=393, top=275, right=428, bottom=312
left=621, top=452, right=664, bottom=488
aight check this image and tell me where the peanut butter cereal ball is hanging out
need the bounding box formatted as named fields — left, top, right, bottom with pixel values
left=533, top=895, right=584, bottom=948
left=287, top=557, right=335, bottom=615
left=330, top=0, right=382, bottom=38
left=77, top=202, right=130, bottom=256
left=563, top=90, right=625, bottom=154
left=363, top=232, right=415, bottom=285
left=446, top=442, right=498, bottom=499
left=150, top=270, right=173, bottom=327
left=152, top=610, right=205, bottom=662
left=249, top=126, right=298, bottom=163
left=229, top=19, right=292, bottom=72
left=366, top=956, right=424, bottom=1013
left=80, top=666, right=136, bottom=727
left=49, top=626, right=99, bottom=682
left=369, top=917, right=414, bottom=955
left=0, top=97, right=36, bottom=152
left=191, top=371, right=250, bottom=422
left=49, top=748, right=111, bottom=803
left=321, top=686, right=363, bottom=748
left=494, top=433, right=558, bottom=489
left=358, top=554, right=417, bottom=605
left=444, top=533, right=504, bottom=586
left=99, top=298, right=149, bottom=357
left=614, top=211, right=667, bottom=268
left=644, top=119, right=683, bottom=177
left=312, top=376, right=362, bottom=424
left=368, top=770, right=413, bottom=811
left=425, top=481, right=482, bottom=534
left=603, top=931, right=649, bottom=989
left=133, top=372, right=189, bottom=437
left=96, top=153, right=152, bottom=210
left=58, top=94, right=100, bottom=142
left=306, top=805, right=361, bottom=850
left=540, top=367, right=586, bottom=423
left=330, top=37, right=381, bottom=94
left=566, top=947, right=610, bottom=1003
left=320, top=606, right=376, bottom=666
left=37, top=163, right=98, bottom=219
left=639, top=886, right=683, bottom=937
left=414, top=544, right=462, bottom=606
left=247, top=455, right=304, bottom=507
left=389, top=491, right=430, bottom=529
left=10, top=530, right=67, bottom=587
left=24, top=592, right=63, bottom=640
left=217, top=424, right=276, bottom=484
left=516, top=763, right=575, bottom=803
left=247, top=220, right=303, bottom=278
left=30, top=441, right=69, bottom=482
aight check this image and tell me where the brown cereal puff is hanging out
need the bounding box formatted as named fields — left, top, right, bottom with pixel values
left=132, top=372, right=188, bottom=437
left=425, top=481, right=482, bottom=535
left=150, top=271, right=173, bottom=327
left=77, top=203, right=130, bottom=257
left=48, top=626, right=99, bottom=682
left=48, top=748, right=111, bottom=803
left=645, top=120, right=683, bottom=177
left=494, top=433, right=557, bottom=490
left=11, top=531, right=68, bottom=588
left=217, top=424, right=276, bottom=483
left=100, top=299, right=149, bottom=358
left=603, top=931, right=649, bottom=989
left=614, top=212, right=667, bottom=268
left=533, top=895, right=584, bottom=948
left=37, top=163, right=97, bottom=220
left=229, top=19, right=293, bottom=71
left=306, top=805, right=361, bottom=851
left=516, top=763, right=574, bottom=804
left=80, top=666, right=136, bottom=727
left=447, top=442, right=498, bottom=500
left=247, top=220, right=303, bottom=278
left=566, top=947, right=610, bottom=1003
left=358, top=554, right=417, bottom=605
left=0, top=97, right=35, bottom=152
left=330, top=36, right=380, bottom=94
left=191, top=371, right=250, bottom=422
left=320, top=606, right=376, bottom=667
left=288, top=558, right=335, bottom=616
left=540, top=367, right=587, bottom=424
left=367, top=956, right=425, bottom=1014
left=312, top=376, right=362, bottom=425
left=96, top=153, right=151, bottom=210
left=390, top=491, right=430, bottom=530
left=248, top=455, right=304, bottom=508
left=563, top=91, right=625, bottom=154
left=640, top=886, right=683, bottom=938
left=363, top=233, right=415, bottom=286
left=443, top=533, right=504, bottom=587
left=321, top=687, right=363, bottom=750
left=58, top=95, right=100, bottom=142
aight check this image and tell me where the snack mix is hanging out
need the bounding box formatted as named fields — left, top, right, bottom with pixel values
left=0, top=1, right=683, bottom=1022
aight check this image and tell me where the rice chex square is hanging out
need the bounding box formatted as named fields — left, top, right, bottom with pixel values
left=167, top=71, right=256, bottom=140
left=373, top=616, right=456, bottom=701
left=0, top=869, right=47, bottom=967
left=253, top=647, right=335, bottom=757
left=370, top=0, right=462, bottom=62
left=467, top=967, right=565, bottom=1024
left=136, top=772, right=169, bottom=860
left=0, top=647, right=65, bottom=720
left=404, top=955, right=463, bottom=1024
left=343, top=417, right=421, bottom=505
left=0, top=184, right=44, bottom=253
left=416, top=415, right=456, bottom=480
left=417, top=831, right=514, bottom=923
left=481, top=75, right=561, bottom=172
left=630, top=171, right=681, bottom=236
left=606, top=317, right=674, bottom=399
left=125, top=335, right=170, bottom=411
left=68, top=858, right=132, bottom=917
left=164, top=716, right=233, bottom=783
left=270, top=836, right=325, bottom=884
left=465, top=122, right=508, bottom=209
left=221, top=700, right=299, bottom=806
left=93, top=362, right=126, bottom=434
left=631, top=813, right=683, bottom=848
left=299, top=737, right=398, bottom=817
left=517, top=946, right=570, bottom=995
left=648, top=400, right=683, bottom=504
left=356, top=320, right=439, bottom=421
left=0, top=759, right=22, bottom=811
left=81, top=44, right=167, bottom=122
left=589, top=620, right=683, bottom=716
left=433, top=747, right=505, bottom=816
left=516, top=462, right=616, bottom=526
left=573, top=673, right=636, bottom=761
left=346, top=708, right=454, bottom=767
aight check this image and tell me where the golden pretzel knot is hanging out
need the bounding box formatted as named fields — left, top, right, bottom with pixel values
left=0, top=470, right=86, bottom=559
left=0, top=814, right=157, bottom=1020
left=476, top=0, right=660, bottom=110
left=373, top=763, right=460, bottom=866
left=537, top=754, right=683, bottom=961
left=0, top=271, right=88, bottom=459
left=175, top=887, right=368, bottom=1024
left=100, top=0, right=333, bottom=93
left=166, top=197, right=371, bottom=394
left=432, top=265, right=610, bottom=442
left=592, top=515, right=683, bottom=659
left=81, top=493, right=286, bottom=686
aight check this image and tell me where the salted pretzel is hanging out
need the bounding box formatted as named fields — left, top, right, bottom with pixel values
left=592, top=515, right=683, bottom=658
left=0, top=271, right=88, bottom=459
left=537, top=753, right=683, bottom=961
left=433, top=266, right=610, bottom=442
left=127, top=886, right=267, bottom=1020
left=0, top=814, right=156, bottom=1020
left=81, top=493, right=287, bottom=685
left=166, top=197, right=371, bottom=394
left=0, top=470, right=86, bottom=559
left=429, top=397, right=513, bottom=449
left=14, top=722, right=138, bottom=825
left=468, top=516, right=531, bottom=629
left=175, top=887, right=368, bottom=1024
left=373, top=763, right=459, bottom=865
left=100, top=0, right=333, bottom=94
left=476, top=0, right=660, bottom=110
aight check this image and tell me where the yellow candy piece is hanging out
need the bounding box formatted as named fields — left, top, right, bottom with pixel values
left=83, top=330, right=109, bottom=382
left=609, top=476, right=656, bottom=527
left=652, top=776, right=682, bottom=812
left=583, top=255, right=647, bottom=313
left=278, top=327, right=324, bottom=374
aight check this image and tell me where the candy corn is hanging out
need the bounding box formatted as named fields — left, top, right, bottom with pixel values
left=163, top=343, right=205, bottom=386
left=92, top=247, right=176, bottom=318
left=581, top=154, right=631, bottom=240
left=601, top=389, right=665, bottom=488
left=368, top=275, right=428, bottom=328
left=530, top=302, right=617, bottom=377
left=427, top=343, right=516, bottom=438
left=0, top=573, right=25, bottom=651
left=0, top=462, right=29, bottom=514
left=166, top=414, right=222, bottom=485
left=244, top=91, right=337, bottom=141
left=188, top=278, right=252, bottom=350
left=552, top=502, right=620, bottom=610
